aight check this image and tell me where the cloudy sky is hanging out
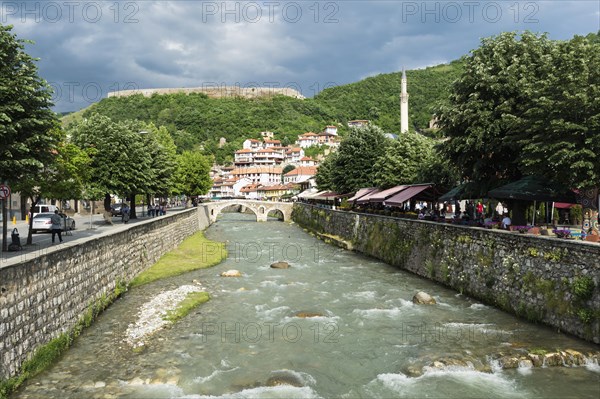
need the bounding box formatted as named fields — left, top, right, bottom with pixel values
left=3, top=1, right=599, bottom=112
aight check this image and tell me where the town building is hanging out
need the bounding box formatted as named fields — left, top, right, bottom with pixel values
left=283, top=166, right=318, bottom=184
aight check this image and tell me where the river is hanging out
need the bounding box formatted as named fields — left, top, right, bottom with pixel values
left=14, top=213, right=600, bottom=398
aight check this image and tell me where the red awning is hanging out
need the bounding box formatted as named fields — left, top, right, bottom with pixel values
left=384, top=184, right=433, bottom=206
left=356, top=189, right=383, bottom=204
left=554, top=202, right=576, bottom=209
left=367, top=185, right=409, bottom=203
left=348, top=187, right=378, bottom=202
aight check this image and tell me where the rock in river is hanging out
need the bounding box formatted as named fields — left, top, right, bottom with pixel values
left=266, top=370, right=305, bottom=387
left=270, top=261, right=290, bottom=269
left=295, top=311, right=324, bottom=318
left=221, top=270, right=242, bottom=277
left=412, top=291, right=436, bottom=305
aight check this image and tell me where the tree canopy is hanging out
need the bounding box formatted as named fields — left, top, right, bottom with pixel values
left=174, top=151, right=212, bottom=198
left=373, top=132, right=434, bottom=189
left=438, top=31, right=600, bottom=192
left=316, top=124, right=389, bottom=193
left=0, top=24, right=59, bottom=184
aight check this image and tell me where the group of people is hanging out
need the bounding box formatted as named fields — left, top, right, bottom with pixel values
left=147, top=203, right=166, bottom=217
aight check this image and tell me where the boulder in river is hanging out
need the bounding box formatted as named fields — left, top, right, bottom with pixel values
left=270, top=261, right=290, bottom=269
left=412, top=291, right=436, bottom=305
left=266, top=370, right=305, bottom=387
left=221, top=270, right=242, bottom=277
left=294, top=311, right=324, bottom=318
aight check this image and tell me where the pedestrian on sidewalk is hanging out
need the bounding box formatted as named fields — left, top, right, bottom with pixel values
left=51, top=210, right=63, bottom=243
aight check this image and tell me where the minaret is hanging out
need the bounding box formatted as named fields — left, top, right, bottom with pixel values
left=400, top=68, right=409, bottom=133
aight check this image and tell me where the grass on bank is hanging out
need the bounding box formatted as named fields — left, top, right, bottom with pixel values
left=163, top=292, right=211, bottom=323
left=130, top=232, right=227, bottom=287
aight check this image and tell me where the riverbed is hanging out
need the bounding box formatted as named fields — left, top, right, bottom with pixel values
left=14, top=213, right=600, bottom=398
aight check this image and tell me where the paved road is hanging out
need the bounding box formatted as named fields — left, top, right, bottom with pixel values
left=0, top=206, right=186, bottom=266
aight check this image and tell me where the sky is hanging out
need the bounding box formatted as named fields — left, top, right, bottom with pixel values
left=2, top=0, right=599, bottom=112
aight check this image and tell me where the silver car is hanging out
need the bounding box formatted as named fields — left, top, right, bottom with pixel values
left=31, top=212, right=76, bottom=234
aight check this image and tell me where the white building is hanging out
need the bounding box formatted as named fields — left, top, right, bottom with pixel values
left=242, top=139, right=262, bottom=150
left=283, top=166, right=318, bottom=184
left=232, top=166, right=283, bottom=186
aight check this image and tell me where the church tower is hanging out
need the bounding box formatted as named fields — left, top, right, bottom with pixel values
left=400, top=68, right=409, bottom=133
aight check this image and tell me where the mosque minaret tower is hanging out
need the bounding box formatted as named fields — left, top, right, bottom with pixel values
left=400, top=68, right=409, bottom=133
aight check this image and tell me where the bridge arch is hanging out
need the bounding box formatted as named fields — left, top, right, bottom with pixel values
left=203, top=200, right=293, bottom=223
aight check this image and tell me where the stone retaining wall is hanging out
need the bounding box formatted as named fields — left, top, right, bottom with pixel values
left=0, top=207, right=210, bottom=380
left=292, top=204, right=600, bottom=343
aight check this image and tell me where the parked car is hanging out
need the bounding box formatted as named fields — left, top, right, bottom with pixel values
left=31, top=212, right=76, bottom=234
left=111, top=203, right=128, bottom=216
left=31, top=204, right=58, bottom=218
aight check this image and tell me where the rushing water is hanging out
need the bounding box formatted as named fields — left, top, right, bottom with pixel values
left=15, top=213, right=600, bottom=398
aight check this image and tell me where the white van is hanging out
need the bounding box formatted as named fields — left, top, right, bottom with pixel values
left=31, top=204, right=58, bottom=218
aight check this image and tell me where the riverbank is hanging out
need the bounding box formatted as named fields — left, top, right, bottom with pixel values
left=130, top=231, right=227, bottom=287
left=0, top=207, right=220, bottom=398
left=2, top=229, right=225, bottom=399
left=292, top=203, right=600, bottom=344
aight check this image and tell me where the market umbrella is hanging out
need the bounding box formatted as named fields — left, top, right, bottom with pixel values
left=488, top=175, right=577, bottom=225
left=487, top=175, right=576, bottom=203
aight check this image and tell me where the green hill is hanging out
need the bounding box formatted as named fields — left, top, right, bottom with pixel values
left=66, top=61, right=464, bottom=164
left=314, top=60, right=464, bottom=133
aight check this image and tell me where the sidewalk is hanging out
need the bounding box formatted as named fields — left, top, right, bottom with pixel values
left=0, top=206, right=186, bottom=267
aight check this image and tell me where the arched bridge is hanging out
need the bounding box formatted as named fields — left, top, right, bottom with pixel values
left=201, top=200, right=294, bottom=223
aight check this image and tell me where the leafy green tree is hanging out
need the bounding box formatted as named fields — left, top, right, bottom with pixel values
left=373, top=133, right=434, bottom=188
left=139, top=122, right=178, bottom=197
left=0, top=24, right=58, bottom=184
left=518, top=34, right=600, bottom=190
left=416, top=153, right=461, bottom=191
left=437, top=32, right=555, bottom=189
left=0, top=25, right=61, bottom=246
left=319, top=124, right=389, bottom=193
left=174, top=151, right=212, bottom=206
left=68, top=114, right=152, bottom=219
left=315, top=153, right=335, bottom=191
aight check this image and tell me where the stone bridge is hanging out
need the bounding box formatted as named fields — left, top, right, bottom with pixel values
left=201, top=200, right=294, bottom=223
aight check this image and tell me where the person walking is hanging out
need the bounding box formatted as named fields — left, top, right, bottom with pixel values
left=50, top=210, right=63, bottom=243
left=122, top=203, right=130, bottom=223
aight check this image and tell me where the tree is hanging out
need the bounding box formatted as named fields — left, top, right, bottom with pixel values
left=314, top=153, right=335, bottom=191
left=518, top=34, right=600, bottom=190
left=437, top=32, right=555, bottom=189
left=137, top=122, right=178, bottom=197
left=373, top=132, right=434, bottom=188
left=437, top=31, right=600, bottom=229
left=0, top=25, right=60, bottom=247
left=174, top=151, right=212, bottom=205
left=68, top=114, right=153, bottom=220
left=0, top=24, right=58, bottom=183
left=317, top=124, right=389, bottom=193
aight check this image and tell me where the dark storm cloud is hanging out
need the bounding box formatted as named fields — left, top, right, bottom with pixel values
left=2, top=0, right=598, bottom=112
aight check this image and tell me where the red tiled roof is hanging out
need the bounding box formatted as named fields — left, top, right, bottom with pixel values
left=284, top=166, right=318, bottom=176
left=232, top=166, right=283, bottom=175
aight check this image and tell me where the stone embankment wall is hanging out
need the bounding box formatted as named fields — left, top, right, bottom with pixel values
left=0, top=207, right=211, bottom=380
left=107, top=86, right=305, bottom=99
left=292, top=204, right=600, bottom=343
